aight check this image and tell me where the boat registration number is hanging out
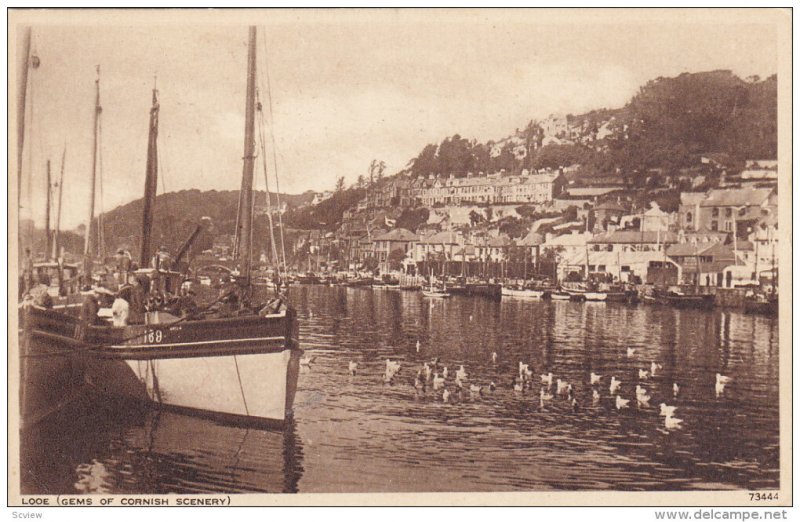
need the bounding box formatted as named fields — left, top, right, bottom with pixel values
left=145, top=329, right=164, bottom=343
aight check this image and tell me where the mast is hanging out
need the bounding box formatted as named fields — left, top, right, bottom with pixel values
left=44, top=160, right=51, bottom=259
left=17, top=27, right=31, bottom=219
left=140, top=84, right=160, bottom=267
left=236, top=26, right=258, bottom=285
left=53, top=145, right=66, bottom=260
left=84, top=65, right=101, bottom=280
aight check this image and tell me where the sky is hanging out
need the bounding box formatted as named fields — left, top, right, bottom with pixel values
left=13, top=9, right=780, bottom=229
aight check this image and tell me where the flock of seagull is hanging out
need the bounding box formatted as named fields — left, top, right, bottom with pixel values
left=300, top=341, right=735, bottom=432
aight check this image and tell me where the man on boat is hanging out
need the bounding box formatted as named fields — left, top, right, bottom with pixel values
left=115, top=248, right=132, bottom=286
left=24, top=273, right=53, bottom=309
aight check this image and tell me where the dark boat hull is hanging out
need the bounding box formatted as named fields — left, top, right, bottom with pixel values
left=21, top=306, right=302, bottom=426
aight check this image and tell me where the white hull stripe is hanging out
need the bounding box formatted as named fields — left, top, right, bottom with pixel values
left=110, top=335, right=287, bottom=349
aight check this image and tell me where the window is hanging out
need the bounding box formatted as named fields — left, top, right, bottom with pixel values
left=712, top=208, right=719, bottom=217
left=739, top=207, right=747, bottom=217
left=686, top=212, right=693, bottom=223
left=725, top=208, right=732, bottom=218
left=598, top=265, right=606, bottom=272
left=725, top=222, right=732, bottom=232
left=711, top=221, right=718, bottom=231
left=621, top=265, right=631, bottom=272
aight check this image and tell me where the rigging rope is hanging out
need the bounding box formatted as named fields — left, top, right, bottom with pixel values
left=233, top=354, right=250, bottom=416
left=256, top=89, right=281, bottom=274
left=259, top=29, right=288, bottom=272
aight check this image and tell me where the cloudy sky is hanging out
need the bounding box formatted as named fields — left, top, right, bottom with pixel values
left=14, top=9, right=780, bottom=229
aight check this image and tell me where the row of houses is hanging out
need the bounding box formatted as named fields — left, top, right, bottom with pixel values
left=338, top=183, right=779, bottom=289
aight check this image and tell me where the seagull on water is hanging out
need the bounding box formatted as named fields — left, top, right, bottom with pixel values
left=492, top=352, right=498, bottom=364
left=541, top=373, right=554, bottom=387
left=659, top=403, right=677, bottom=417
left=300, top=356, right=316, bottom=367
left=556, top=379, right=569, bottom=395
left=626, top=347, right=636, bottom=358
left=540, top=387, right=553, bottom=401
left=673, top=382, right=680, bottom=397
left=513, top=379, right=524, bottom=393
left=638, top=369, right=649, bottom=380
left=442, top=366, right=448, bottom=379
left=442, top=388, right=451, bottom=403
left=650, top=362, right=662, bottom=377
left=456, top=365, right=468, bottom=381
left=664, top=415, right=683, bottom=430
left=592, top=389, right=601, bottom=403
left=433, top=373, right=445, bottom=390
left=469, top=384, right=483, bottom=396
left=610, top=376, right=622, bottom=394
left=590, top=372, right=602, bottom=385
left=416, top=340, right=421, bottom=352
left=348, top=361, right=358, bottom=375
left=615, top=395, right=630, bottom=410
left=715, top=373, right=732, bottom=397
left=489, top=381, right=497, bottom=392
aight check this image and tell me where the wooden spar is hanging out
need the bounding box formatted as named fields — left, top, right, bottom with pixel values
left=140, top=85, right=160, bottom=267
left=84, top=66, right=101, bottom=279
left=16, top=27, right=31, bottom=217
left=45, top=159, right=51, bottom=259
left=53, top=145, right=66, bottom=260
left=236, top=26, right=258, bottom=285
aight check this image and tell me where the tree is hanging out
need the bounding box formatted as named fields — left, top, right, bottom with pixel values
left=469, top=210, right=483, bottom=226
left=356, top=175, right=366, bottom=189
left=387, top=248, right=407, bottom=271
left=484, top=207, right=494, bottom=222
left=335, top=176, right=345, bottom=192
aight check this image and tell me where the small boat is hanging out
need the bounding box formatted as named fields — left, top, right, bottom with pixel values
left=645, top=288, right=714, bottom=309
left=549, top=290, right=572, bottom=300
left=583, top=291, right=607, bottom=302
left=422, top=289, right=451, bottom=298
left=744, top=293, right=778, bottom=315
left=501, top=286, right=546, bottom=299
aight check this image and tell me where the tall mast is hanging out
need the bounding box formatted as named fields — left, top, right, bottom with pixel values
left=53, top=145, right=66, bottom=259
left=140, top=83, right=160, bottom=267
left=16, top=27, right=31, bottom=218
left=236, top=26, right=258, bottom=285
left=44, top=159, right=51, bottom=259
left=84, top=65, right=101, bottom=280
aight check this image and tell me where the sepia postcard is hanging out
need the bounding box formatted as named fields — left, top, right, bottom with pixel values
left=7, top=7, right=793, bottom=509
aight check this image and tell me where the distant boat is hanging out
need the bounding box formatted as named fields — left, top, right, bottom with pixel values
left=744, top=293, right=778, bottom=315
left=501, top=286, right=546, bottom=299
left=645, top=288, right=714, bottom=309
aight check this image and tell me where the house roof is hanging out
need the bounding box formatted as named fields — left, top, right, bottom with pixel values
left=372, top=228, right=419, bottom=242
left=588, top=230, right=678, bottom=244
left=418, top=231, right=459, bottom=245
left=680, top=192, right=707, bottom=206
left=594, top=201, right=627, bottom=212
left=701, top=187, right=774, bottom=207
left=518, top=230, right=545, bottom=246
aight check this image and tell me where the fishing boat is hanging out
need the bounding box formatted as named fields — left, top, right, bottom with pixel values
left=23, top=27, right=302, bottom=427
left=549, top=289, right=572, bottom=300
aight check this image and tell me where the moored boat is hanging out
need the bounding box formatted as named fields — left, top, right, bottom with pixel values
left=501, top=286, right=546, bottom=299
left=21, top=26, right=302, bottom=427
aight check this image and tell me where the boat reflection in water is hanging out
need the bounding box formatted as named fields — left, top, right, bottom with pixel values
left=21, top=394, right=303, bottom=495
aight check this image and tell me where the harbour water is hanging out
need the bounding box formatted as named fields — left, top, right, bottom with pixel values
left=20, top=285, right=779, bottom=493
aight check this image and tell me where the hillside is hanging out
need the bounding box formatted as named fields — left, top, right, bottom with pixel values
left=405, top=71, right=776, bottom=178
left=97, top=188, right=314, bottom=260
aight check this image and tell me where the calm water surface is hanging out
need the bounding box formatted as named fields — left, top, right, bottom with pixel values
left=21, top=285, right=779, bottom=493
